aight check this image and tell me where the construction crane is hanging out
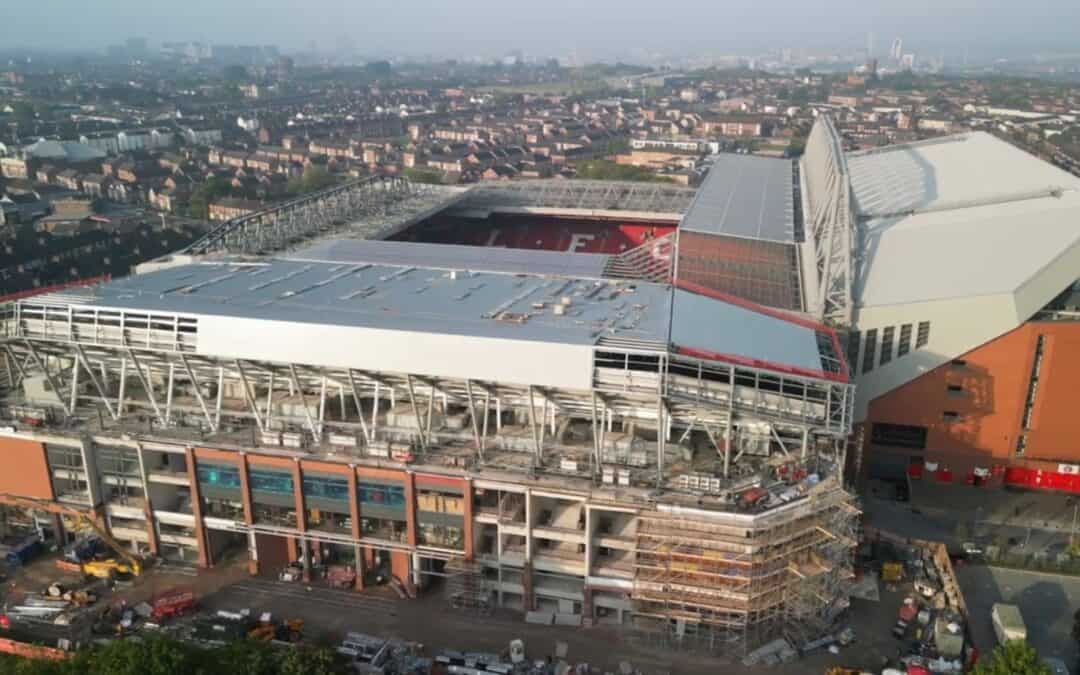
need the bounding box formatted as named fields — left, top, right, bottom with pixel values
left=0, top=494, right=143, bottom=577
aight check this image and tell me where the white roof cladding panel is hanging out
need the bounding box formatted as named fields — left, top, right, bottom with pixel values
left=196, top=315, right=596, bottom=390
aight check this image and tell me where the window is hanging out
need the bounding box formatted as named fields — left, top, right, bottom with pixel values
left=942, top=411, right=960, bottom=422
left=862, top=329, right=877, bottom=374
left=302, top=474, right=350, bottom=502
left=916, top=321, right=931, bottom=348
left=951, top=359, right=967, bottom=367
left=898, top=323, right=913, bottom=356
left=947, top=384, right=963, bottom=394
left=846, top=331, right=861, bottom=374
left=870, top=423, right=928, bottom=449
left=1021, top=334, right=1047, bottom=430
left=880, top=326, right=895, bottom=366
left=1016, top=435, right=1027, bottom=457
left=197, top=463, right=241, bottom=489
left=417, top=523, right=463, bottom=549
left=248, top=469, right=294, bottom=495
left=358, top=482, right=406, bottom=507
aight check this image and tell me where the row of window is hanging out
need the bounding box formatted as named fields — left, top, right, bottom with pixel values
left=849, top=320, right=931, bottom=375
left=197, top=463, right=404, bottom=507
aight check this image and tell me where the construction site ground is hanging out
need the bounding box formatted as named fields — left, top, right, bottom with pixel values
left=1, top=552, right=913, bottom=674
left=195, top=570, right=909, bottom=674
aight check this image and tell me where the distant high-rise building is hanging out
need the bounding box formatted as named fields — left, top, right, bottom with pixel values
left=867, top=32, right=875, bottom=58
left=900, top=53, right=916, bottom=71
left=891, top=38, right=904, bottom=62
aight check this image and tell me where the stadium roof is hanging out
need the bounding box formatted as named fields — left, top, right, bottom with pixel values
left=670, top=282, right=842, bottom=380
left=454, top=179, right=696, bottom=219
left=44, top=258, right=668, bottom=346
left=848, top=132, right=1080, bottom=309
left=289, top=239, right=609, bottom=279
left=29, top=246, right=843, bottom=384
left=680, top=154, right=796, bottom=242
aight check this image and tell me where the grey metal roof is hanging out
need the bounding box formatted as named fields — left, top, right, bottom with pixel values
left=457, top=179, right=696, bottom=217
left=288, top=239, right=610, bottom=279
left=45, top=258, right=673, bottom=347
left=29, top=247, right=840, bottom=378
left=669, top=288, right=828, bottom=375
left=680, top=154, right=795, bottom=242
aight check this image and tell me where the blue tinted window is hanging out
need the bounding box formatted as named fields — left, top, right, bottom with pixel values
left=358, top=482, right=405, bottom=507
left=303, top=475, right=350, bottom=502
left=249, top=469, right=294, bottom=495
left=197, top=463, right=241, bottom=489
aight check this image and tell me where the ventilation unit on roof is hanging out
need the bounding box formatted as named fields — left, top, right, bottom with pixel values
left=496, top=312, right=529, bottom=324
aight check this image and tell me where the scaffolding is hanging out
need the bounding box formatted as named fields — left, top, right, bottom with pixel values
left=444, top=557, right=493, bottom=616
left=629, top=479, right=859, bottom=657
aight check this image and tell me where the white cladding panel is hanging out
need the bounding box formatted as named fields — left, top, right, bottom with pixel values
left=851, top=293, right=1018, bottom=419
left=197, top=315, right=595, bottom=390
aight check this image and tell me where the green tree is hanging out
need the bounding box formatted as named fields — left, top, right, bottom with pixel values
left=279, top=646, right=338, bottom=675
left=70, top=635, right=203, bottom=675
left=603, top=138, right=630, bottom=157
left=575, top=159, right=671, bottom=183
left=0, top=635, right=346, bottom=675
left=286, top=166, right=338, bottom=195
left=402, top=167, right=444, bottom=185
left=971, top=640, right=1051, bottom=675
left=187, top=176, right=235, bottom=220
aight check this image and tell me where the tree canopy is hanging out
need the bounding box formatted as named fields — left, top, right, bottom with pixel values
left=286, top=166, right=338, bottom=195
left=970, top=640, right=1051, bottom=675
left=402, top=167, right=444, bottom=185
left=0, top=635, right=342, bottom=675
left=574, top=159, right=671, bottom=183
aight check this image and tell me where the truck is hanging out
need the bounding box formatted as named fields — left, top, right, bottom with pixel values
left=991, top=603, right=1026, bottom=644
left=149, top=588, right=196, bottom=622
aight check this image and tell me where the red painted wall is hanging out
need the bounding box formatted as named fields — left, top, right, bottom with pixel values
left=864, top=321, right=1080, bottom=484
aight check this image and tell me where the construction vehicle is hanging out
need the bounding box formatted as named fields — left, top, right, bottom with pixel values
left=248, top=616, right=303, bottom=642
left=149, top=588, right=196, bottom=622
left=881, top=561, right=904, bottom=583
left=0, top=494, right=143, bottom=578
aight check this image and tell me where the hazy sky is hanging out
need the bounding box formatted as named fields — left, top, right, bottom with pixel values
left=3, top=0, right=1079, bottom=59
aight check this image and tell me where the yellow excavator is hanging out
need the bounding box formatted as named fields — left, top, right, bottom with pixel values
left=0, top=494, right=143, bottom=578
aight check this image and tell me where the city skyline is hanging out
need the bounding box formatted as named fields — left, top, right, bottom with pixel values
left=3, top=0, right=1080, bottom=61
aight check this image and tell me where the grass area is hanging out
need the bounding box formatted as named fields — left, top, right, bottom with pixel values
left=573, top=159, right=673, bottom=183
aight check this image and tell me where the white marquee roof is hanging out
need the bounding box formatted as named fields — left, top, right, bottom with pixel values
left=849, top=132, right=1080, bottom=311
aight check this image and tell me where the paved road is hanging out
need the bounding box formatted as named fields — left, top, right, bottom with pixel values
left=956, top=565, right=1079, bottom=667
left=198, top=577, right=907, bottom=675
left=864, top=496, right=1070, bottom=556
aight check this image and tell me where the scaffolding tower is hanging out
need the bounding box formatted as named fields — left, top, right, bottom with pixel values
left=629, top=478, right=859, bottom=657
left=445, top=557, right=493, bottom=616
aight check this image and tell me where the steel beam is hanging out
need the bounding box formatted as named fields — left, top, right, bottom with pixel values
left=179, top=354, right=216, bottom=432
left=235, top=360, right=265, bottom=431
left=287, top=364, right=320, bottom=443
left=20, top=341, right=71, bottom=416
left=74, top=345, right=116, bottom=419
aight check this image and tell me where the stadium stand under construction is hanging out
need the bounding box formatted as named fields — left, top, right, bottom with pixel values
left=0, top=118, right=869, bottom=657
